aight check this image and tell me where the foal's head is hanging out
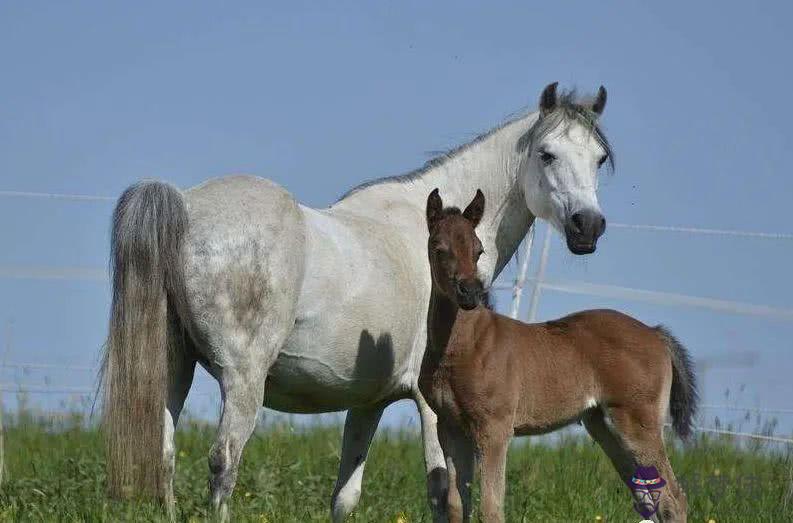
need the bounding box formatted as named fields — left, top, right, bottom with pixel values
left=426, top=188, right=486, bottom=310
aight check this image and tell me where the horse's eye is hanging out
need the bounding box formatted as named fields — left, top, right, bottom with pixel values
left=598, top=154, right=608, bottom=167
left=475, top=247, right=484, bottom=260
left=539, top=150, right=556, bottom=166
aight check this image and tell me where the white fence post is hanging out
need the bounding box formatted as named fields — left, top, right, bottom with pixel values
left=527, top=223, right=552, bottom=322
left=509, top=223, right=535, bottom=319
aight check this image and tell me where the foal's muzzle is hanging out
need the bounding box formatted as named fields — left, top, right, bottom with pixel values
left=455, top=279, right=484, bottom=310
left=564, top=209, right=606, bottom=255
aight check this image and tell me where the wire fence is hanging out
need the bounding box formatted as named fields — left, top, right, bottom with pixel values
left=1, top=189, right=792, bottom=445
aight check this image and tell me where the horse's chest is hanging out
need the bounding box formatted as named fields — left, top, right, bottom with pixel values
left=422, top=346, right=515, bottom=432
left=419, top=356, right=468, bottom=423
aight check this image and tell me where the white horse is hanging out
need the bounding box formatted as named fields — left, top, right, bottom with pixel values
left=100, top=83, right=613, bottom=521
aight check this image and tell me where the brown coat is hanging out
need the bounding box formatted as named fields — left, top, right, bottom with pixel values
left=421, top=305, right=672, bottom=440
left=420, top=188, right=697, bottom=523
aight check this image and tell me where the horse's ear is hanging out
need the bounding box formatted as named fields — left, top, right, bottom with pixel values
left=539, top=82, right=558, bottom=116
left=426, top=188, right=443, bottom=230
left=592, top=85, right=607, bottom=116
left=463, top=189, right=485, bottom=228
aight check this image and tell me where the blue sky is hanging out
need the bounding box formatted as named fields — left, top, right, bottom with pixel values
left=1, top=2, right=792, bottom=433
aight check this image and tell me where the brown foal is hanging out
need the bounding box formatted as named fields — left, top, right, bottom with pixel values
left=419, top=189, right=698, bottom=523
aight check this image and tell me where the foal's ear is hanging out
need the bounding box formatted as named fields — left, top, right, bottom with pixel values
left=426, top=188, right=444, bottom=230
left=592, top=85, right=607, bottom=116
left=539, top=81, right=559, bottom=116
left=463, top=189, right=485, bottom=228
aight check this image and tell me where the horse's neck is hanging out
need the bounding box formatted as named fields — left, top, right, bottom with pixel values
left=426, top=290, right=483, bottom=359
left=338, top=113, right=538, bottom=282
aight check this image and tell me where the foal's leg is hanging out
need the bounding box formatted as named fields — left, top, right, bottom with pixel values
left=415, top=392, right=451, bottom=522
left=331, top=403, right=386, bottom=522
left=477, top=433, right=510, bottom=523
left=439, top=423, right=475, bottom=523
left=162, top=347, right=196, bottom=518
left=582, top=409, right=635, bottom=480
left=585, top=407, right=687, bottom=523
left=612, top=406, right=687, bottom=523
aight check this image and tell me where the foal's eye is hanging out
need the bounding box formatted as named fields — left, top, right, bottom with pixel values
left=475, top=248, right=484, bottom=260
left=597, top=154, right=608, bottom=168
left=539, top=150, right=556, bottom=166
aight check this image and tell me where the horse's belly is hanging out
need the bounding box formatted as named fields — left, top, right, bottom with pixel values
left=261, top=205, right=427, bottom=413
left=263, top=319, right=417, bottom=413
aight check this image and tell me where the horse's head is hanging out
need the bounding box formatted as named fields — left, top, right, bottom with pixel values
left=519, top=83, right=613, bottom=255
left=426, top=188, right=486, bottom=310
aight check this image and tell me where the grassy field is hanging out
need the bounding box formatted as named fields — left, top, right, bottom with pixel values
left=0, top=416, right=790, bottom=522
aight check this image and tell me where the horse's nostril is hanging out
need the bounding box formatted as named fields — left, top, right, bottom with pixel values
left=569, top=211, right=606, bottom=238
left=570, top=212, right=585, bottom=232
left=456, top=280, right=480, bottom=299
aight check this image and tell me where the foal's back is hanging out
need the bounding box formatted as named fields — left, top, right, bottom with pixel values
left=457, top=308, right=671, bottom=435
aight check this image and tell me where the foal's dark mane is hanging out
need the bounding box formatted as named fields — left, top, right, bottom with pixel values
left=435, top=206, right=463, bottom=220
left=337, top=89, right=614, bottom=203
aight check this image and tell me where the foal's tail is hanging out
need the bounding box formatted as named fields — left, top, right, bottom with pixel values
left=99, top=180, right=189, bottom=499
left=656, top=326, right=699, bottom=440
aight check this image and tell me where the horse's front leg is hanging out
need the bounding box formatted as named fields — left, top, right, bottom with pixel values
left=415, top=390, right=450, bottom=522
left=438, top=421, right=475, bottom=523
left=330, top=403, right=386, bottom=522
left=477, top=433, right=510, bottom=523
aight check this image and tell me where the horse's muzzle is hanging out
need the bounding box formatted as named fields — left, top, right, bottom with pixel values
left=455, top=279, right=484, bottom=310
left=564, top=210, right=606, bottom=255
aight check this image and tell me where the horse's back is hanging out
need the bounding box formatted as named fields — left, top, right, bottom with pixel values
left=541, top=309, right=659, bottom=347
left=540, top=309, right=671, bottom=399
left=181, top=175, right=307, bottom=367
left=185, top=174, right=303, bottom=235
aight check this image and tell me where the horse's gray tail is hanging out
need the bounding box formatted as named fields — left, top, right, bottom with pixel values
left=656, top=325, right=699, bottom=440
left=99, top=180, right=188, bottom=499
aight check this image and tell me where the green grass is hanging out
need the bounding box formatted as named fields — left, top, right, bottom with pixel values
left=0, top=416, right=790, bottom=522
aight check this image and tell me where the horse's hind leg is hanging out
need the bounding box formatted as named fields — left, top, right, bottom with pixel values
left=208, top=353, right=274, bottom=522
left=584, top=406, right=687, bottom=523
left=582, top=408, right=634, bottom=482
left=162, top=345, right=196, bottom=518
left=331, top=403, right=386, bottom=522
